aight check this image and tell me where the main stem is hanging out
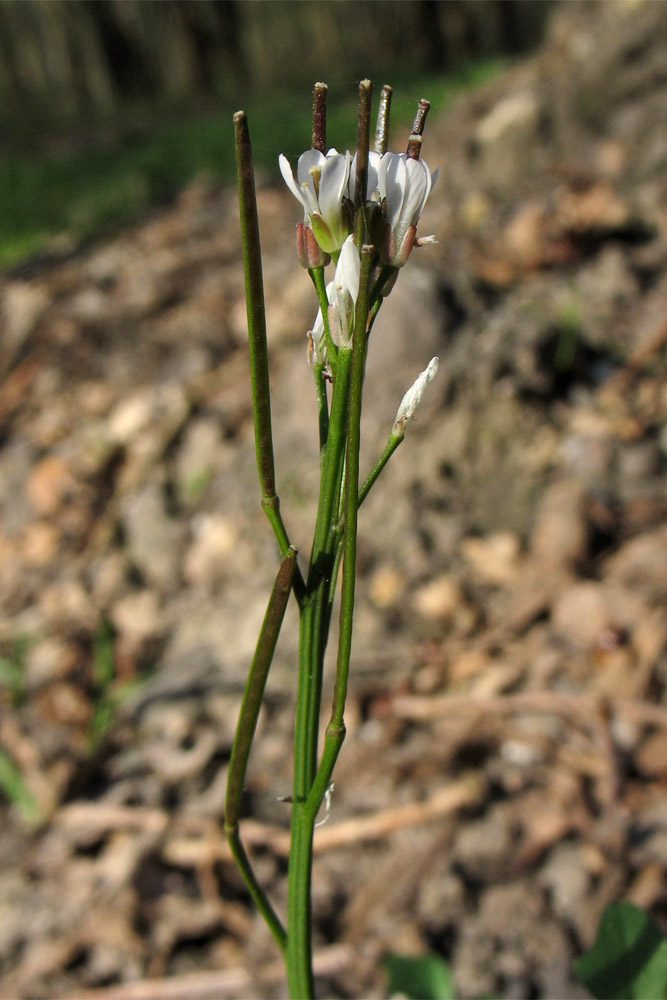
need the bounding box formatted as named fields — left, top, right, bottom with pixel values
left=287, top=351, right=352, bottom=998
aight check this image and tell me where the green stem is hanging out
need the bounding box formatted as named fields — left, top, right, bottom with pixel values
left=325, top=432, right=403, bottom=628
left=234, top=111, right=305, bottom=605
left=358, top=432, right=403, bottom=507
left=225, top=548, right=296, bottom=954
left=287, top=85, right=374, bottom=999
left=310, top=266, right=338, bottom=371
left=226, top=829, right=287, bottom=954
left=313, top=365, right=329, bottom=461
left=286, top=314, right=354, bottom=1000
left=292, top=351, right=352, bottom=806
left=307, top=247, right=374, bottom=819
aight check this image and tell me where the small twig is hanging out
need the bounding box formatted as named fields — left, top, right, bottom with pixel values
left=67, top=944, right=353, bottom=1000
left=391, top=690, right=667, bottom=729
left=308, top=773, right=484, bottom=852
left=57, top=776, right=484, bottom=863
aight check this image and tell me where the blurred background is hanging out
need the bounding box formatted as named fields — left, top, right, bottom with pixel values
left=1, top=2, right=667, bottom=999
left=0, top=0, right=550, bottom=266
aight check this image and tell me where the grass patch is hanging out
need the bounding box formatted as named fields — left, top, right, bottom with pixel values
left=0, top=61, right=504, bottom=270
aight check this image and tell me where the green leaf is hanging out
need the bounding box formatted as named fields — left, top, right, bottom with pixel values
left=0, top=748, right=42, bottom=825
left=384, top=952, right=454, bottom=1000
left=574, top=901, right=667, bottom=1000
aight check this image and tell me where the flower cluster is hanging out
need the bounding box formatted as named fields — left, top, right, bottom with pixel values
left=280, top=147, right=437, bottom=269
left=285, top=83, right=439, bottom=437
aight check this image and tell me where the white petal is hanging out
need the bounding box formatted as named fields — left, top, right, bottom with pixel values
left=296, top=149, right=325, bottom=187
left=403, top=158, right=430, bottom=227
left=328, top=301, right=347, bottom=348
left=297, top=149, right=326, bottom=215
left=279, top=154, right=307, bottom=210
left=335, top=235, right=361, bottom=304
left=379, top=152, right=408, bottom=228
left=367, top=151, right=381, bottom=200
left=319, top=151, right=350, bottom=227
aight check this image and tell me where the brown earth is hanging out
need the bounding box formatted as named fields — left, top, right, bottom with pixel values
left=1, top=2, right=667, bottom=998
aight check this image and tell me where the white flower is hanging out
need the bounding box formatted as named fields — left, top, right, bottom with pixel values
left=392, top=357, right=439, bottom=435
left=377, top=153, right=438, bottom=267
left=279, top=148, right=352, bottom=254
left=327, top=236, right=360, bottom=349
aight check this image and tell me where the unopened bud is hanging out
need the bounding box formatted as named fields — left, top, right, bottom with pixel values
left=381, top=223, right=417, bottom=268
left=392, top=357, right=439, bottom=436
left=307, top=329, right=327, bottom=368
left=297, top=221, right=330, bottom=268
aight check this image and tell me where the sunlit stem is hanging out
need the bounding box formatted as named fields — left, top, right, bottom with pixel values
left=309, top=265, right=339, bottom=372
left=306, top=245, right=374, bottom=822
left=234, top=110, right=305, bottom=605
left=225, top=548, right=297, bottom=954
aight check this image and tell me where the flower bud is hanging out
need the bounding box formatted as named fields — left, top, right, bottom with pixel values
left=392, top=357, right=439, bottom=436
left=296, top=222, right=330, bottom=268
left=382, top=223, right=417, bottom=268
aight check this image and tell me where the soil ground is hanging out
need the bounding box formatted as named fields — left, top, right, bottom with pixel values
left=1, top=3, right=666, bottom=998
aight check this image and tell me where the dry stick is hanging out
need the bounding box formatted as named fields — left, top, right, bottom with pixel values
left=71, top=945, right=353, bottom=1000
left=58, top=774, right=485, bottom=869
left=390, top=690, right=667, bottom=728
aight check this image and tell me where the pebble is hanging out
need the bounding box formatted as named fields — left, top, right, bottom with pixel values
left=183, top=514, right=236, bottom=588
left=452, top=804, right=513, bottom=881
left=25, top=456, right=76, bottom=517
left=531, top=480, right=588, bottom=567
left=175, top=418, right=221, bottom=504
left=1, top=281, right=49, bottom=366
left=107, top=390, right=154, bottom=445
left=551, top=581, right=610, bottom=649
left=121, top=483, right=185, bottom=591
left=21, top=521, right=60, bottom=567
left=24, top=638, right=78, bottom=688
left=635, top=730, right=667, bottom=778
left=411, top=574, right=465, bottom=622
left=368, top=564, right=406, bottom=609
left=539, top=843, right=591, bottom=918
left=110, top=589, right=163, bottom=655
left=40, top=579, right=95, bottom=633
left=460, top=531, right=520, bottom=585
